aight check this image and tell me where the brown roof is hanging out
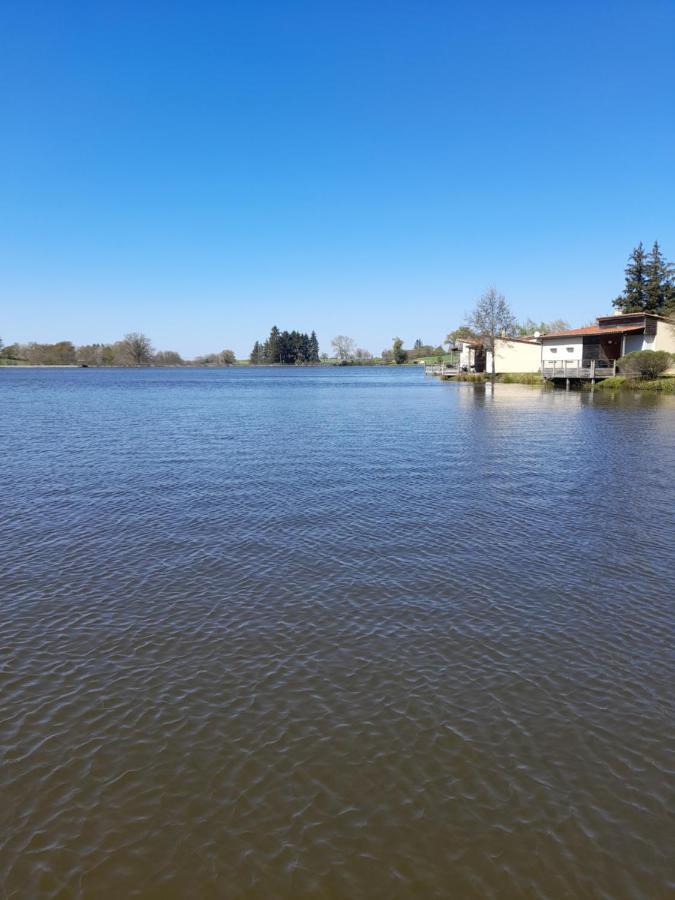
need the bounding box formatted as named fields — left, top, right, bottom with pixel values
left=542, top=324, right=645, bottom=339
left=596, top=312, right=672, bottom=323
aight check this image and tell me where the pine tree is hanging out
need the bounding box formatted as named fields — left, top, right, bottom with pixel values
left=266, top=326, right=281, bottom=363
left=309, top=331, right=320, bottom=362
left=613, top=243, right=649, bottom=312
left=644, top=241, right=675, bottom=314
left=250, top=340, right=263, bottom=364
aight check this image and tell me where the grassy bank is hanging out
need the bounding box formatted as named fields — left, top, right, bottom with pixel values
left=592, top=375, right=675, bottom=393
left=445, top=372, right=544, bottom=385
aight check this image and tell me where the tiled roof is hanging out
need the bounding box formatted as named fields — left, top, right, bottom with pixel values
left=542, top=324, right=645, bottom=339
left=596, top=313, right=672, bottom=323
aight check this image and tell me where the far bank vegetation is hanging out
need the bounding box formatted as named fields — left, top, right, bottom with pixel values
left=0, top=333, right=237, bottom=368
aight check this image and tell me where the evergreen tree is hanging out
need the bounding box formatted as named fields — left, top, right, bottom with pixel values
left=252, top=326, right=322, bottom=364
left=278, top=330, right=290, bottom=364
left=300, top=332, right=310, bottom=363
left=309, top=331, right=320, bottom=362
left=613, top=243, right=649, bottom=312
left=644, top=241, right=675, bottom=314
left=266, top=326, right=281, bottom=363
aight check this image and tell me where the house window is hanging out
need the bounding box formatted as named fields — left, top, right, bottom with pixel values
left=566, top=347, right=574, bottom=353
left=550, top=348, right=557, bottom=354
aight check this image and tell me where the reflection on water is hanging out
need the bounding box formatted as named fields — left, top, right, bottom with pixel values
left=1, top=368, right=673, bottom=898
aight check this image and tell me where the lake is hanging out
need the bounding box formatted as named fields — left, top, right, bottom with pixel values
left=1, top=367, right=673, bottom=898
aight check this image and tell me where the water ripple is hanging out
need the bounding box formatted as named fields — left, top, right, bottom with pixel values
left=0, top=368, right=674, bottom=898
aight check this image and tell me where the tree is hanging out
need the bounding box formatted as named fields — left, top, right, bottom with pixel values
left=250, top=340, right=263, bottom=364
left=392, top=336, right=407, bottom=364
left=613, top=243, right=649, bottom=312
left=445, top=325, right=479, bottom=347
left=517, top=318, right=569, bottom=336
left=265, top=326, right=281, bottom=363
left=154, top=350, right=184, bottom=366
left=644, top=241, right=675, bottom=314
left=381, top=348, right=393, bottom=363
left=466, top=286, right=517, bottom=385
left=331, top=335, right=356, bottom=362
left=119, top=332, right=153, bottom=366
left=101, top=345, right=116, bottom=366
left=220, top=349, right=236, bottom=365
left=309, top=331, right=320, bottom=363
left=77, top=343, right=105, bottom=366
left=618, top=349, right=672, bottom=379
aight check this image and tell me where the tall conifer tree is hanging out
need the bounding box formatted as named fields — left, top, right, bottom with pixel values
left=309, top=331, right=320, bottom=362
left=644, top=241, right=675, bottom=314
left=613, top=243, right=649, bottom=312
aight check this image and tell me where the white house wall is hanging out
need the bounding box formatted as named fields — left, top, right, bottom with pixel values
left=655, top=319, right=675, bottom=372
left=541, top=337, right=584, bottom=364
left=458, top=344, right=475, bottom=369
left=485, top=340, right=541, bottom=374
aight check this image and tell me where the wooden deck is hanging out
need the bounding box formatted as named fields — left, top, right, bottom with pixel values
left=542, top=360, right=617, bottom=381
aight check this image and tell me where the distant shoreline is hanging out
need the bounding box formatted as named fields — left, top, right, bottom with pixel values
left=0, top=362, right=418, bottom=370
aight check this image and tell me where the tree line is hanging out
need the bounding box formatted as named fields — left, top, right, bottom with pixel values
left=330, top=335, right=444, bottom=365
left=250, top=327, right=320, bottom=364
left=0, top=332, right=237, bottom=367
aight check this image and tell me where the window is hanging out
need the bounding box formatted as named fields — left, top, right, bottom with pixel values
left=549, top=348, right=557, bottom=354
left=566, top=347, right=574, bottom=353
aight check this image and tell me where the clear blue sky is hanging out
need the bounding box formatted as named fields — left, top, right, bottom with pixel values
left=2, top=1, right=674, bottom=357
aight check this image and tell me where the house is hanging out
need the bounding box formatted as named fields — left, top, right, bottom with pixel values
left=448, top=339, right=485, bottom=372
left=485, top=336, right=542, bottom=374
left=541, top=313, right=675, bottom=381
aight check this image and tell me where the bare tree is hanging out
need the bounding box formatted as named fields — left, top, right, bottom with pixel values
left=466, top=287, right=517, bottom=385
left=154, top=350, right=184, bottom=366
left=120, top=332, right=154, bottom=366
left=330, top=335, right=356, bottom=362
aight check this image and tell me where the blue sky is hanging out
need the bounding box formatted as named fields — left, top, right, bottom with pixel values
left=2, top=1, right=674, bottom=357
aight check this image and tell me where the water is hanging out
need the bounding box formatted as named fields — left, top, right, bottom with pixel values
left=1, top=367, right=673, bottom=899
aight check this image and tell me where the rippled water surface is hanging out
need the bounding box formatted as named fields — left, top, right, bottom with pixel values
left=1, top=367, right=674, bottom=899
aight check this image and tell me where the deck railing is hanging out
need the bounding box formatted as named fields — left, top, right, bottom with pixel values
left=542, top=360, right=616, bottom=380
left=424, top=364, right=459, bottom=376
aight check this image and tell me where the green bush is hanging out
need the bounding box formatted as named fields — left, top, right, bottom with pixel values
left=617, top=349, right=672, bottom=379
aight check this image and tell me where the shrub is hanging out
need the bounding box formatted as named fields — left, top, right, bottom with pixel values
left=617, top=349, right=672, bottom=379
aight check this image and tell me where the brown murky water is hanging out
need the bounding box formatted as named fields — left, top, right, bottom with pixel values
left=1, top=368, right=674, bottom=898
